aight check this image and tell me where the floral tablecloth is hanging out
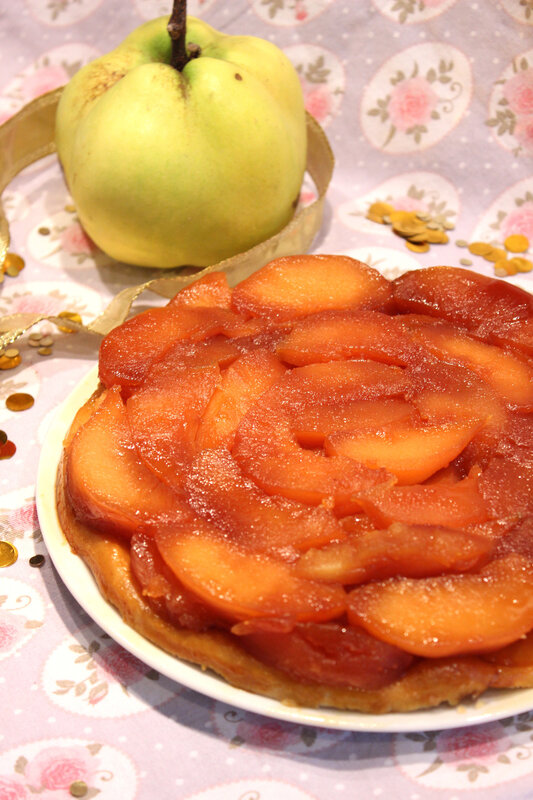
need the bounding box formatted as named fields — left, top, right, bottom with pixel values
left=2, top=1, right=533, bottom=799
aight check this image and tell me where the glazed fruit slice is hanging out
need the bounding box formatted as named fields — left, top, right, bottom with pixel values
left=168, top=271, right=232, bottom=309
left=357, top=468, right=490, bottom=529
left=154, top=524, right=347, bottom=625
left=233, top=360, right=401, bottom=511
left=99, top=276, right=260, bottom=394
left=130, top=531, right=219, bottom=630
left=325, top=417, right=482, bottom=485
left=276, top=309, right=417, bottom=366
left=393, top=266, right=533, bottom=349
left=231, top=254, right=393, bottom=321
left=65, top=386, right=183, bottom=537
left=185, top=449, right=346, bottom=554
left=409, top=323, right=533, bottom=410
left=295, top=523, right=495, bottom=584
left=239, top=622, right=414, bottom=690
left=348, top=554, right=533, bottom=657
left=126, top=360, right=221, bottom=493
left=195, top=348, right=286, bottom=450
left=293, top=398, right=415, bottom=449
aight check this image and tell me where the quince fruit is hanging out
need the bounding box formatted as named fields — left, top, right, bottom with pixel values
left=55, top=2, right=307, bottom=268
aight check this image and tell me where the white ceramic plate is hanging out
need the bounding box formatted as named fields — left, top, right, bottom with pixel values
left=36, top=361, right=533, bottom=734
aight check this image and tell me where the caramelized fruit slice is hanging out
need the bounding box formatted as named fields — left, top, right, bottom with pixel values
left=154, top=525, right=347, bottom=624
left=393, top=266, right=533, bottom=345
left=65, top=386, right=183, bottom=537
left=358, top=468, right=490, bottom=529
left=99, top=280, right=259, bottom=394
left=325, top=417, right=481, bottom=485
left=186, top=449, right=346, bottom=554
left=239, top=622, right=414, bottom=690
left=168, top=271, right=232, bottom=309
left=276, top=310, right=416, bottom=366
left=127, top=361, right=221, bottom=492
left=233, top=361, right=401, bottom=512
left=293, top=398, right=415, bottom=449
left=196, top=349, right=286, bottom=450
left=231, top=254, right=392, bottom=321
left=296, top=523, right=495, bottom=584
left=130, top=531, right=219, bottom=630
left=479, top=456, right=533, bottom=518
left=348, top=555, right=533, bottom=657
left=410, top=323, right=533, bottom=410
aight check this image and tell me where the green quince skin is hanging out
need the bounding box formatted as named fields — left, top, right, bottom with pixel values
left=55, top=17, right=307, bottom=268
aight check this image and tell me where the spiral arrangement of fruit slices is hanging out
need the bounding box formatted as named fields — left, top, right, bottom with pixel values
left=64, top=255, right=533, bottom=693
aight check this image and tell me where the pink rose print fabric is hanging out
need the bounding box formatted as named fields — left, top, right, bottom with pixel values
left=23, top=746, right=95, bottom=793
left=2, top=3, right=533, bottom=800
left=487, top=52, right=533, bottom=156
left=387, top=76, right=439, bottom=131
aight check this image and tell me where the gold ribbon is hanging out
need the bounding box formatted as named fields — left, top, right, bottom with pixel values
left=0, top=87, right=334, bottom=348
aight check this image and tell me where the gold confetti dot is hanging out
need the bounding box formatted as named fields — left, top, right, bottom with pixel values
left=367, top=201, right=395, bottom=220
left=64, top=203, right=76, bottom=214
left=57, top=311, right=82, bottom=333
left=28, top=339, right=42, bottom=348
left=69, top=781, right=88, bottom=798
left=468, top=242, right=494, bottom=256
left=0, top=354, right=21, bottom=370
left=455, top=239, right=469, bottom=248
left=6, top=393, right=35, bottom=412
left=29, top=332, right=42, bottom=341
left=3, top=253, right=25, bottom=275
left=4, top=348, right=19, bottom=359
left=483, top=247, right=508, bottom=263
left=460, top=258, right=473, bottom=266
left=39, top=336, right=54, bottom=348
left=508, top=256, right=533, bottom=273
left=405, top=241, right=430, bottom=253
left=0, top=541, right=18, bottom=567
left=504, top=233, right=529, bottom=253
left=38, top=227, right=50, bottom=235
left=38, top=347, right=53, bottom=357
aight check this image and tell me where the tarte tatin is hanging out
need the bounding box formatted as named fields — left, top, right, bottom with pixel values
left=56, top=255, right=533, bottom=713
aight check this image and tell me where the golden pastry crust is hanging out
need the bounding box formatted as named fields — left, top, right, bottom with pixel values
left=56, top=452, right=533, bottom=714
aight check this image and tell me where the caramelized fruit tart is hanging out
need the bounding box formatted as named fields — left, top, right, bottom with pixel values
left=56, top=255, right=533, bottom=713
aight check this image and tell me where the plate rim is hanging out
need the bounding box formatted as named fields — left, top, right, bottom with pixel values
left=36, top=275, right=533, bottom=734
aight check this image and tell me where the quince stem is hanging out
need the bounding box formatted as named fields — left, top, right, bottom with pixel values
left=168, top=0, right=200, bottom=71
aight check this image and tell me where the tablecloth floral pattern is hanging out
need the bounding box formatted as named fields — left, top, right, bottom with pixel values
left=1, top=1, right=533, bottom=799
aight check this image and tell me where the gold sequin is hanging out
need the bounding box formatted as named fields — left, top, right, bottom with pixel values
left=504, top=234, right=529, bottom=253
left=0, top=541, right=18, bottom=567
left=3, top=253, right=25, bottom=276
left=0, top=354, right=21, bottom=370
left=405, top=241, right=430, bottom=253
left=38, top=347, right=53, bottom=357
left=57, top=311, right=82, bottom=333
left=483, top=247, right=508, bottom=263
left=6, top=393, right=35, bottom=412
left=508, top=256, right=533, bottom=272
left=468, top=242, right=494, bottom=256
left=69, top=781, right=88, bottom=798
